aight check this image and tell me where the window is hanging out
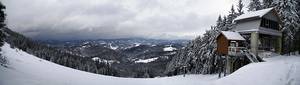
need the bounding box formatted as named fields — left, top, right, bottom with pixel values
left=258, top=34, right=278, bottom=52
left=260, top=18, right=279, bottom=30
left=230, top=41, right=238, bottom=47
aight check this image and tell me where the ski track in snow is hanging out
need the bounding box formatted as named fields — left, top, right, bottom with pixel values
left=286, top=63, right=298, bottom=85
left=1, top=43, right=300, bottom=85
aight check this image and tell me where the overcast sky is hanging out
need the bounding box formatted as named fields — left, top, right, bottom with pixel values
left=2, top=0, right=240, bottom=40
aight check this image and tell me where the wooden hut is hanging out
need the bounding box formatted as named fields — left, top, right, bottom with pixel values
left=217, top=31, right=246, bottom=56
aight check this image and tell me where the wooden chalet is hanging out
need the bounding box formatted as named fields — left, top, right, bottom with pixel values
left=233, top=7, right=282, bottom=56
left=216, top=8, right=282, bottom=75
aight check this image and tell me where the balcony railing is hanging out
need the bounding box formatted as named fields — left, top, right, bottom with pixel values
left=228, top=47, right=246, bottom=56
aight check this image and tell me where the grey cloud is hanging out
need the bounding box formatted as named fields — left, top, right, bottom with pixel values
left=3, top=0, right=235, bottom=40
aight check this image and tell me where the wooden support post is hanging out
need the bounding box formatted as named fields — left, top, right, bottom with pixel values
left=277, top=36, right=282, bottom=54
left=224, top=56, right=227, bottom=76
left=183, top=66, right=186, bottom=77
left=225, top=56, right=231, bottom=75
left=218, top=55, right=225, bottom=78
left=251, top=32, right=259, bottom=56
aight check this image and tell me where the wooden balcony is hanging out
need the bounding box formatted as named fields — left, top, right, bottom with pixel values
left=228, top=47, right=246, bottom=56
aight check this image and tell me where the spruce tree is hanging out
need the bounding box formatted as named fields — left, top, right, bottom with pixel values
left=225, top=5, right=238, bottom=31
left=216, top=15, right=223, bottom=30
left=222, top=16, right=227, bottom=30
left=0, top=1, right=6, bottom=45
left=248, top=0, right=263, bottom=11
left=275, top=0, right=300, bottom=53
left=262, top=0, right=274, bottom=8
left=297, top=0, right=300, bottom=17
left=237, top=0, right=244, bottom=15
left=0, top=1, right=6, bottom=65
left=0, top=1, right=5, bottom=28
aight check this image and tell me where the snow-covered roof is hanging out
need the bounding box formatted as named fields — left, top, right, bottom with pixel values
left=234, top=8, right=274, bottom=21
left=220, top=31, right=245, bottom=41
left=236, top=29, right=259, bottom=33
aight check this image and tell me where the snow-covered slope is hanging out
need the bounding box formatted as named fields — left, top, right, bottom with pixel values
left=213, top=56, right=300, bottom=85
left=0, top=42, right=299, bottom=85
left=163, top=47, right=177, bottom=52
left=0, top=43, right=217, bottom=85
left=135, top=57, right=159, bottom=63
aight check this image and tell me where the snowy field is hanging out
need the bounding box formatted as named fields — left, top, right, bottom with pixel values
left=0, top=43, right=299, bottom=85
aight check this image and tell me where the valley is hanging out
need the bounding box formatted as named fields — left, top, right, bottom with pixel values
left=38, top=38, right=188, bottom=77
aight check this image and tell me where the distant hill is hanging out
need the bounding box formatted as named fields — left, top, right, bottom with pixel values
left=38, top=38, right=188, bottom=77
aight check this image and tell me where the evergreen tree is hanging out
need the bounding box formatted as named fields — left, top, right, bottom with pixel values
left=221, top=16, right=227, bottom=30
left=143, top=69, right=150, bottom=78
left=0, top=1, right=6, bottom=65
left=224, top=5, right=238, bottom=31
left=0, top=1, right=6, bottom=45
left=297, top=0, right=300, bottom=17
left=216, top=15, right=223, bottom=30
left=262, top=0, right=274, bottom=8
left=248, top=0, right=263, bottom=11
left=229, top=5, right=237, bottom=16
left=0, top=1, right=5, bottom=28
left=275, top=0, right=300, bottom=53
left=237, top=0, right=244, bottom=15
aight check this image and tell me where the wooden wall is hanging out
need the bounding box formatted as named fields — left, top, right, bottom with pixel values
left=217, top=34, right=229, bottom=55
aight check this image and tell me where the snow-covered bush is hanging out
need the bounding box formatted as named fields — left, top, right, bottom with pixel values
left=0, top=55, right=8, bottom=66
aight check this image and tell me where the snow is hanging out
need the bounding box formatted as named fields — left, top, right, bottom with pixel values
left=166, top=52, right=177, bottom=55
left=221, top=31, right=246, bottom=40
left=1, top=42, right=300, bottom=85
left=213, top=56, right=300, bottom=85
left=109, top=43, right=118, bottom=50
left=135, top=57, right=159, bottom=63
left=92, top=57, right=100, bottom=61
left=83, top=41, right=89, bottom=45
left=134, top=43, right=141, bottom=47
left=0, top=42, right=217, bottom=85
left=234, top=8, right=274, bottom=21
left=163, top=47, right=177, bottom=51
left=258, top=51, right=280, bottom=58
left=236, top=29, right=259, bottom=33
left=92, top=57, right=120, bottom=64
left=82, top=45, right=88, bottom=48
